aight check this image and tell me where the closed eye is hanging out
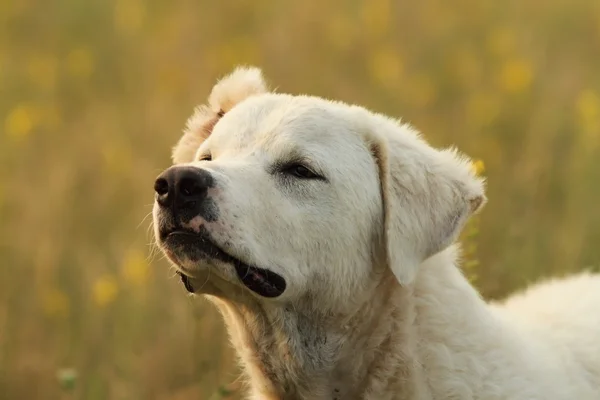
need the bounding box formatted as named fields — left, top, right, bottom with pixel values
left=280, top=163, right=325, bottom=180
left=199, top=153, right=212, bottom=162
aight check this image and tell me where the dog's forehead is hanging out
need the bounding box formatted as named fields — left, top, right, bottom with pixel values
left=209, top=95, right=366, bottom=156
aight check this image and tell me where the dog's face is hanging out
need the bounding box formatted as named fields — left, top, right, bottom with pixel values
left=153, top=67, right=486, bottom=310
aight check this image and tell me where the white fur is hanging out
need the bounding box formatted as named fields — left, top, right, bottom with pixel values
left=172, top=66, right=268, bottom=164
left=153, top=66, right=600, bottom=399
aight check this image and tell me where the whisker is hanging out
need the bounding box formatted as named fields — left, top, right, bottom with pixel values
left=137, top=211, right=154, bottom=231
left=197, top=267, right=211, bottom=292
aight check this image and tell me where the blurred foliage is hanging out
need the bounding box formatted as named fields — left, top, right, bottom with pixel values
left=1, top=0, right=600, bottom=398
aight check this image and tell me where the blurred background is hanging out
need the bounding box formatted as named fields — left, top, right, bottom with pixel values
left=1, top=0, right=599, bottom=398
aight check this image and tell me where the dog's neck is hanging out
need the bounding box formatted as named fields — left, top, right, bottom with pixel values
left=209, top=279, right=425, bottom=400
left=208, top=246, right=504, bottom=400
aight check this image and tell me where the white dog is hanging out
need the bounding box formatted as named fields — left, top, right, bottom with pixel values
left=152, top=67, right=600, bottom=400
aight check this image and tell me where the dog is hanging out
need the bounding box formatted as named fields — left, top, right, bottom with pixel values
left=152, top=66, right=600, bottom=399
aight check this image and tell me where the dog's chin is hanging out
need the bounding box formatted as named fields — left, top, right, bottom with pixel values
left=161, top=230, right=287, bottom=298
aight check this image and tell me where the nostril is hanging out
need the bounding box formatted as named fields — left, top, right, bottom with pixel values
left=157, top=167, right=210, bottom=211
left=178, top=177, right=204, bottom=198
left=154, top=178, right=169, bottom=196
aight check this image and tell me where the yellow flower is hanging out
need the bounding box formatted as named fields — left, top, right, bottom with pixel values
left=93, top=275, right=119, bottom=307
left=498, top=59, right=533, bottom=94
left=114, top=0, right=146, bottom=35
left=471, top=159, right=485, bottom=176
left=121, top=249, right=150, bottom=286
left=4, top=103, right=39, bottom=141
left=65, top=47, right=94, bottom=80
left=41, top=288, right=70, bottom=318
left=368, top=47, right=403, bottom=88
left=576, top=89, right=600, bottom=146
left=576, top=89, right=599, bottom=124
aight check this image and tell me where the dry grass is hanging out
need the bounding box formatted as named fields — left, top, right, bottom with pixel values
left=1, top=0, right=599, bottom=398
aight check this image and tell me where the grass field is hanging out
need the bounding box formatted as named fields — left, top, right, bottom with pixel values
left=1, top=0, right=600, bottom=398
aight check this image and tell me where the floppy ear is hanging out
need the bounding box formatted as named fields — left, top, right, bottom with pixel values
left=172, top=66, right=269, bottom=164
left=370, top=124, right=486, bottom=285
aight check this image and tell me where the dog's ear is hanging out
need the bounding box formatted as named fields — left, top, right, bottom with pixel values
left=172, top=66, right=269, bottom=164
left=369, top=122, right=486, bottom=285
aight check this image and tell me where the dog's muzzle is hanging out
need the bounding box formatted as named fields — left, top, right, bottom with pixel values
left=154, top=167, right=287, bottom=298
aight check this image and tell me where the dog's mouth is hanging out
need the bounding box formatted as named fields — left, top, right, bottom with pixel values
left=164, top=230, right=286, bottom=298
left=178, top=271, right=196, bottom=293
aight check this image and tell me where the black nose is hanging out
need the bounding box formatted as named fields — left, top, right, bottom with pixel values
left=154, top=166, right=214, bottom=213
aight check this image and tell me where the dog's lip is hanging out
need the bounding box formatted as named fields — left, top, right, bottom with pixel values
left=163, top=229, right=286, bottom=298
left=177, top=271, right=196, bottom=293
left=165, top=230, right=196, bottom=240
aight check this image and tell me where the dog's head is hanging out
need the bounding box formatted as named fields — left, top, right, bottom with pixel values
left=152, top=66, right=486, bottom=309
